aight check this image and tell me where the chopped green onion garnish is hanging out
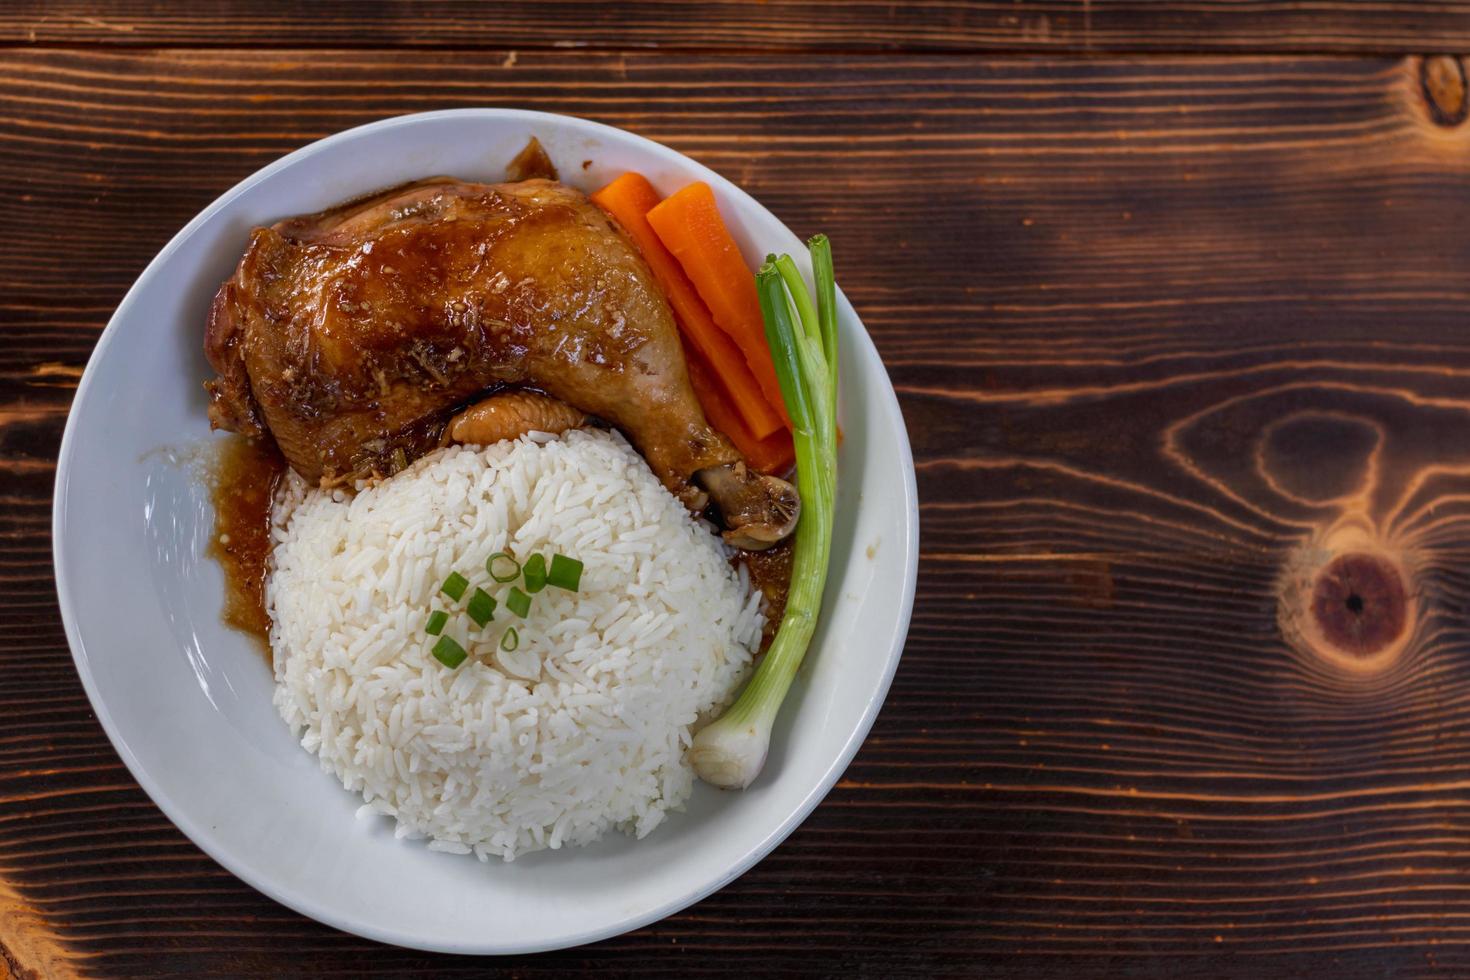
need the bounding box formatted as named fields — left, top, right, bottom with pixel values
left=500, top=626, right=519, bottom=652
left=441, top=571, right=469, bottom=602
left=431, top=634, right=467, bottom=668
left=506, top=586, right=531, bottom=618
left=425, top=610, right=449, bottom=636
left=547, top=553, right=583, bottom=592
left=486, top=552, right=521, bottom=583
left=523, top=553, right=548, bottom=593
left=467, top=588, right=496, bottom=627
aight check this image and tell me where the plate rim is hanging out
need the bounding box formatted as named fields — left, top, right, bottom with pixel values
left=52, top=107, right=919, bottom=954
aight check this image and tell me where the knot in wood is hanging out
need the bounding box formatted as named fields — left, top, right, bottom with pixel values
left=1309, top=552, right=1407, bottom=659
left=1278, top=522, right=1417, bottom=677
left=1421, top=55, right=1468, bottom=127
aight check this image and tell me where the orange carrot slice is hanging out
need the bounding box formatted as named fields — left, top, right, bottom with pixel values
left=591, top=173, right=785, bottom=439
left=685, top=343, right=794, bottom=476
left=644, top=181, right=790, bottom=428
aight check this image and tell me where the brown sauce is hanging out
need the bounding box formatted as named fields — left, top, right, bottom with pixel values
left=206, top=436, right=286, bottom=649
left=505, top=137, right=559, bottom=182
left=741, top=538, right=795, bottom=651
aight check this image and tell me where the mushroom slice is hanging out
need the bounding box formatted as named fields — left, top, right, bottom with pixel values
left=696, top=462, right=801, bottom=551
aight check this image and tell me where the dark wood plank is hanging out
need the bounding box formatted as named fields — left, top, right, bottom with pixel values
left=3, top=1, right=1470, bottom=54
left=7, top=46, right=1470, bottom=977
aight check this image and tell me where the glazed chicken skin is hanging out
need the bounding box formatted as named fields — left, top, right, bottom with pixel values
left=204, top=177, right=797, bottom=545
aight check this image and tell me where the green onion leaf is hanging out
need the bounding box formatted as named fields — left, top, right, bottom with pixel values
left=756, top=264, right=814, bottom=434
left=523, top=553, right=548, bottom=593
left=548, top=554, right=583, bottom=592
left=486, top=552, right=521, bottom=583
left=506, top=586, right=531, bottom=618
left=441, top=571, right=469, bottom=602
left=431, top=634, right=467, bottom=668
left=500, top=626, right=519, bottom=652
left=466, top=588, right=496, bottom=627
left=425, top=610, right=449, bottom=636
left=809, top=234, right=838, bottom=382
left=775, top=254, right=821, bottom=348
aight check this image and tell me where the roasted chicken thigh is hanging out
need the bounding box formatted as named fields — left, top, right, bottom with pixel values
left=204, top=176, right=797, bottom=547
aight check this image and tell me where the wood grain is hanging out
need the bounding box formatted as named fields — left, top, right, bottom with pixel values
left=7, top=43, right=1470, bottom=977
left=3, top=1, right=1470, bottom=54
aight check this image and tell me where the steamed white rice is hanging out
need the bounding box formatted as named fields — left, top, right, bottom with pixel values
left=266, top=428, right=762, bottom=861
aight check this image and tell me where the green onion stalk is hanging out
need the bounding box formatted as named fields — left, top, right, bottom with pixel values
left=689, top=235, right=839, bottom=789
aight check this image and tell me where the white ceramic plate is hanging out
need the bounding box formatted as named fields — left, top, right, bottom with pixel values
left=53, top=109, right=917, bottom=954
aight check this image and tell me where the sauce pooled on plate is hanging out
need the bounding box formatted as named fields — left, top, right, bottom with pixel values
left=207, top=436, right=285, bottom=648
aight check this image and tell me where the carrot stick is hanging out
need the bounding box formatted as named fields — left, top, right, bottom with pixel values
left=591, top=173, right=785, bottom=439
left=645, top=182, right=790, bottom=427
left=685, top=343, right=794, bottom=476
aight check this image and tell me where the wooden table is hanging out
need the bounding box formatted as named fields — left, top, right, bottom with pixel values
left=6, top=3, right=1470, bottom=976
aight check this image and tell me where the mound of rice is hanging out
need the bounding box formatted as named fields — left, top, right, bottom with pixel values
left=267, top=428, right=762, bottom=861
